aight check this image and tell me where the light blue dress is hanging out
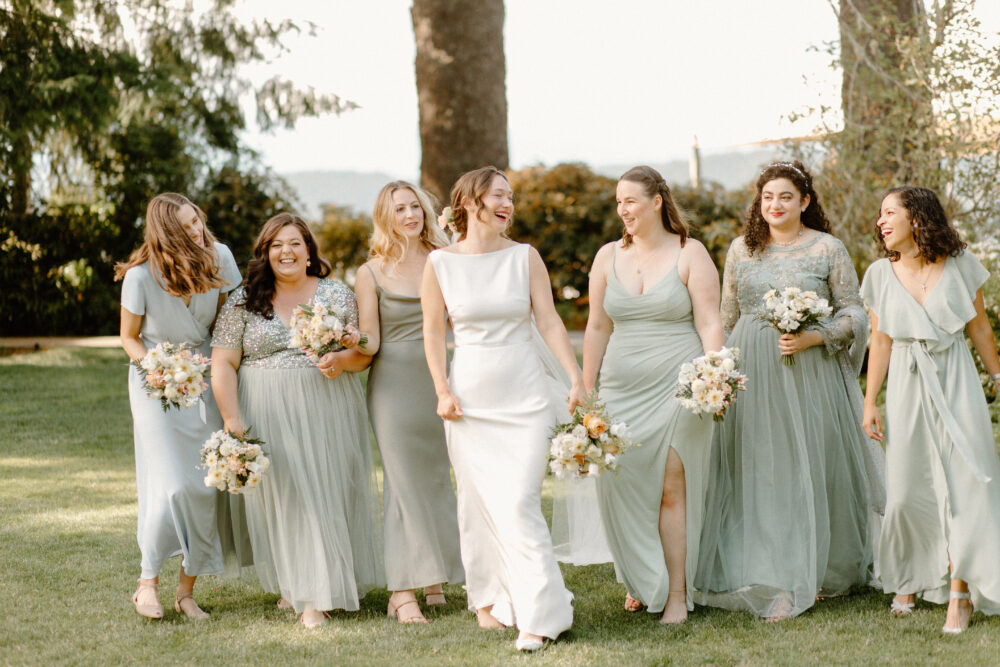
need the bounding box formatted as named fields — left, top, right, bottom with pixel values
left=695, top=233, right=877, bottom=618
left=861, top=252, right=1000, bottom=613
left=121, top=242, right=241, bottom=579
left=211, top=279, right=384, bottom=613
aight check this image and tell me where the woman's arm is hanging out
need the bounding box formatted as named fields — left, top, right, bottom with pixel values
left=528, top=247, right=585, bottom=412
left=862, top=310, right=892, bottom=441
left=211, top=347, right=245, bottom=436
left=420, top=258, right=462, bottom=420
left=352, top=263, right=381, bottom=356
left=966, top=289, right=1000, bottom=376
left=120, top=308, right=148, bottom=362
left=582, top=243, right=614, bottom=394
left=681, top=240, right=725, bottom=353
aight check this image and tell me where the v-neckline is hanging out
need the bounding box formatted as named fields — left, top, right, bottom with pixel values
left=275, top=280, right=321, bottom=329
left=610, top=245, right=681, bottom=297
left=888, top=257, right=947, bottom=308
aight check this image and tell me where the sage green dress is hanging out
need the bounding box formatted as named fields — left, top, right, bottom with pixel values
left=364, top=266, right=464, bottom=591
left=595, top=247, right=713, bottom=613
left=861, top=252, right=1000, bottom=614
left=695, top=234, right=877, bottom=618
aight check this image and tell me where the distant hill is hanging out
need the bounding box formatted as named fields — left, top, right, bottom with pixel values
left=280, top=170, right=411, bottom=221
left=597, top=146, right=782, bottom=191
left=280, top=147, right=783, bottom=220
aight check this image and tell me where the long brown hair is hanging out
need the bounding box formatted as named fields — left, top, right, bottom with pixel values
left=243, top=213, right=331, bottom=319
left=369, top=181, right=449, bottom=268
left=744, top=160, right=831, bottom=255
left=113, top=193, right=223, bottom=296
left=449, top=166, right=510, bottom=241
left=618, top=166, right=688, bottom=248
left=875, top=186, right=966, bottom=262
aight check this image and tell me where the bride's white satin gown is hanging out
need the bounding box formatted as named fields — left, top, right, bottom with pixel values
left=429, top=243, right=573, bottom=639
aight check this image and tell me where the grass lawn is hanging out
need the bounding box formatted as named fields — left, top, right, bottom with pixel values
left=1, top=347, right=998, bottom=665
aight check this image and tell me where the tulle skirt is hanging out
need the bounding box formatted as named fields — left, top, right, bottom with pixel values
left=237, top=366, right=384, bottom=613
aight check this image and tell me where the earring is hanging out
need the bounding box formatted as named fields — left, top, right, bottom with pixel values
left=306, top=259, right=311, bottom=266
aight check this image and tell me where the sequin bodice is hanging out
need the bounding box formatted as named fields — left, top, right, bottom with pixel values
left=212, top=279, right=360, bottom=369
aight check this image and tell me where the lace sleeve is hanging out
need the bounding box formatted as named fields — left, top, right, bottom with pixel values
left=720, top=239, right=742, bottom=337
left=816, top=239, right=867, bottom=357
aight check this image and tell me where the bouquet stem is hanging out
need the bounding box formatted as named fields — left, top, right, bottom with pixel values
left=781, top=353, right=796, bottom=366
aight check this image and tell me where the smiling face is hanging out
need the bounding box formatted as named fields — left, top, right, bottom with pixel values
left=876, top=193, right=915, bottom=253
left=176, top=204, right=205, bottom=247
left=470, top=174, right=514, bottom=232
left=267, top=224, right=309, bottom=281
left=616, top=179, right=661, bottom=236
left=392, top=187, right=425, bottom=240
left=760, top=178, right=809, bottom=229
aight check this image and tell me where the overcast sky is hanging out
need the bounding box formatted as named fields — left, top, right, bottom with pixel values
left=234, top=0, right=1000, bottom=179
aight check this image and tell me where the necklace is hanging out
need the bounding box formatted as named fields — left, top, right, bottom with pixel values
left=906, top=261, right=934, bottom=292
left=632, top=244, right=666, bottom=274
left=771, top=225, right=804, bottom=247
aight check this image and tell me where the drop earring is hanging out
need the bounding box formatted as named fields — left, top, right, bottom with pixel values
left=306, top=259, right=311, bottom=266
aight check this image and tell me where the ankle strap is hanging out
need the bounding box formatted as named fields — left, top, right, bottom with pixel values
left=950, top=591, right=971, bottom=600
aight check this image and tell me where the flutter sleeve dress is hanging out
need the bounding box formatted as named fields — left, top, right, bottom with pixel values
left=121, top=242, right=241, bottom=579
left=861, top=252, right=1000, bottom=613
left=211, top=278, right=385, bottom=613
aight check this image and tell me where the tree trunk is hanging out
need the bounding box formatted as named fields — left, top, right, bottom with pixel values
left=836, top=0, right=929, bottom=180
left=411, top=0, right=509, bottom=203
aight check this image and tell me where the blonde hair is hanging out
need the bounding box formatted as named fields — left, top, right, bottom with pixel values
left=114, top=193, right=224, bottom=296
left=449, top=166, right=509, bottom=241
left=369, top=181, right=449, bottom=269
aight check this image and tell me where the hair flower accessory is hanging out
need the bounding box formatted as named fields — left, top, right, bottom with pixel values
left=438, top=206, right=456, bottom=233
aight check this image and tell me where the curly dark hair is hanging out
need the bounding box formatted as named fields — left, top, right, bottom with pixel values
left=243, top=213, right=331, bottom=319
left=874, top=186, right=966, bottom=262
left=618, top=165, right=688, bottom=248
left=744, top=160, right=831, bottom=256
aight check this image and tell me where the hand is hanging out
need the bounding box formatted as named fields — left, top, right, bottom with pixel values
left=224, top=419, right=245, bottom=438
left=436, top=391, right=463, bottom=420
left=862, top=403, right=884, bottom=441
left=778, top=330, right=821, bottom=356
left=339, top=325, right=362, bottom=350
left=317, top=351, right=344, bottom=379
left=567, top=382, right=586, bottom=414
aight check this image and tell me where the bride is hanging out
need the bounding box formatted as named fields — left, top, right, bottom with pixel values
left=421, top=166, right=584, bottom=652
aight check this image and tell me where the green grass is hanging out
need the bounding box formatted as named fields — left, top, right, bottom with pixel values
left=1, top=348, right=998, bottom=666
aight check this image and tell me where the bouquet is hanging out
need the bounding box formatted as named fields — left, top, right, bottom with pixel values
left=200, top=428, right=270, bottom=494
left=288, top=301, right=367, bottom=363
left=548, top=393, right=638, bottom=479
left=757, top=287, right=832, bottom=366
left=675, top=347, right=747, bottom=422
left=132, top=342, right=210, bottom=411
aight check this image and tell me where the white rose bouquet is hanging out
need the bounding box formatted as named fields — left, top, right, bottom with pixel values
left=675, top=347, right=747, bottom=422
left=757, top=287, right=832, bottom=366
left=132, top=342, right=210, bottom=411
left=288, top=301, right=367, bottom=363
left=200, top=428, right=270, bottom=494
left=547, top=393, right=638, bottom=479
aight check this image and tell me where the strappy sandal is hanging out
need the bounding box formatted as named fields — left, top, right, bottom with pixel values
left=388, top=597, right=428, bottom=624
left=890, top=596, right=915, bottom=616
left=942, top=591, right=973, bottom=634
left=175, top=591, right=210, bottom=620
left=624, top=592, right=643, bottom=612
left=132, top=579, right=163, bottom=619
left=424, top=585, right=446, bottom=607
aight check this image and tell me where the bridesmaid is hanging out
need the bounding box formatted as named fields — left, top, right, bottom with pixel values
left=422, top=166, right=584, bottom=651
left=582, top=166, right=724, bottom=624
left=694, top=160, right=877, bottom=620
left=861, top=186, right=1000, bottom=633
left=354, top=181, right=464, bottom=624
left=116, top=193, right=242, bottom=619
left=211, top=213, right=384, bottom=628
